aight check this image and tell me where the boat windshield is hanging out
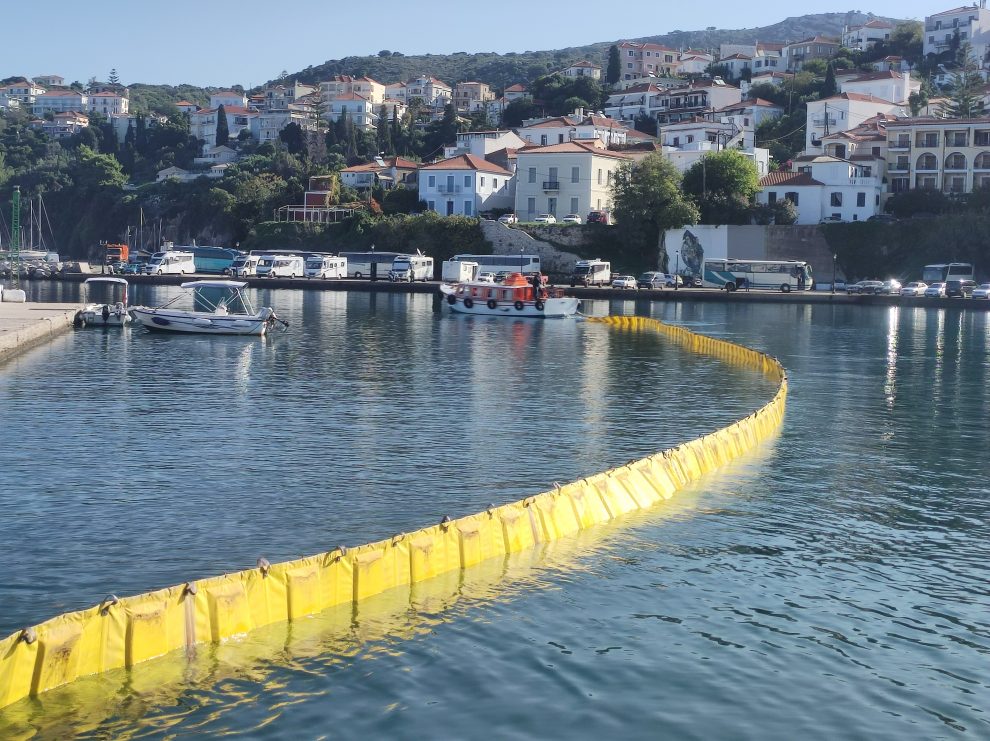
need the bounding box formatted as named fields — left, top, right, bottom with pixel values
left=192, top=286, right=251, bottom=314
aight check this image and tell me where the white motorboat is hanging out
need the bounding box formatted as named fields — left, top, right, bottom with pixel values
left=440, top=272, right=579, bottom=318
left=75, top=277, right=130, bottom=327
left=129, top=280, right=286, bottom=336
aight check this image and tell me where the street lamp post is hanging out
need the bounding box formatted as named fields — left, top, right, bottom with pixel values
left=832, top=254, right=837, bottom=294
left=674, top=250, right=680, bottom=291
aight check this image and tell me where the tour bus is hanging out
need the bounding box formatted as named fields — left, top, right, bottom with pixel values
left=145, top=250, right=196, bottom=275
left=571, top=259, right=612, bottom=287
left=922, top=262, right=974, bottom=283
left=305, top=255, right=347, bottom=279
left=338, top=250, right=404, bottom=279
left=389, top=254, right=435, bottom=282
left=184, top=245, right=241, bottom=274
left=703, top=259, right=813, bottom=292
left=449, top=253, right=541, bottom=276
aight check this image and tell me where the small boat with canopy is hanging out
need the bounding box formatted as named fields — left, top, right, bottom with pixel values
left=74, top=277, right=130, bottom=327
left=129, top=280, right=286, bottom=335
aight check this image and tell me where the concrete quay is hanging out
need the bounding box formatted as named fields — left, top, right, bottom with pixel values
left=0, top=301, right=81, bottom=366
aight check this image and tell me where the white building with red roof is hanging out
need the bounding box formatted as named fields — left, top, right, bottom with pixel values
left=327, top=92, right=376, bottom=129
left=418, top=154, right=513, bottom=216
left=757, top=155, right=882, bottom=223
left=175, top=100, right=200, bottom=114
left=341, top=156, right=420, bottom=190
left=88, top=90, right=129, bottom=116
left=842, top=19, right=894, bottom=51
left=31, top=89, right=87, bottom=116
left=405, top=76, right=452, bottom=110
left=514, top=139, right=631, bottom=221
left=443, top=130, right=528, bottom=160
left=33, top=111, right=89, bottom=139
left=561, top=61, right=602, bottom=80
left=805, top=93, right=906, bottom=154
left=617, top=41, right=679, bottom=80
left=321, top=75, right=385, bottom=105
left=503, top=83, right=529, bottom=102
left=0, top=79, right=46, bottom=105
left=924, top=5, right=990, bottom=60
left=838, top=70, right=920, bottom=106
left=677, top=55, right=711, bottom=76
left=209, top=90, right=248, bottom=109
left=518, top=109, right=630, bottom=147
left=604, top=82, right=666, bottom=122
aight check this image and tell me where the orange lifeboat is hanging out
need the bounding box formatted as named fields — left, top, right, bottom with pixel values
left=502, top=272, right=530, bottom=287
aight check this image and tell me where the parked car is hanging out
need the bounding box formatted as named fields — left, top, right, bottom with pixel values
left=494, top=271, right=511, bottom=283
left=477, top=272, right=496, bottom=283
left=586, top=210, right=610, bottom=225
left=497, top=213, right=518, bottom=225
left=561, top=214, right=582, bottom=224
left=880, top=279, right=902, bottom=294
left=637, top=271, right=665, bottom=290
left=972, top=282, right=990, bottom=299
left=611, top=275, right=638, bottom=289
left=663, top=273, right=683, bottom=287
left=899, top=281, right=928, bottom=297
left=945, top=279, right=976, bottom=297
left=120, top=262, right=145, bottom=275
left=847, top=280, right=885, bottom=294
left=533, top=214, right=557, bottom=224
left=924, top=282, right=946, bottom=297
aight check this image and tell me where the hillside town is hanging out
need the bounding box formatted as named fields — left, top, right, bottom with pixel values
left=3, top=5, right=990, bottom=233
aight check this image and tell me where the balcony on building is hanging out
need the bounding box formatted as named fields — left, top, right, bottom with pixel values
left=542, top=181, right=560, bottom=191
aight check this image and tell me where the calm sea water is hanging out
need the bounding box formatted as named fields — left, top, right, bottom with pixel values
left=1, top=285, right=988, bottom=739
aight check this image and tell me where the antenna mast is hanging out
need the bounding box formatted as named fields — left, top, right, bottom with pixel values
left=10, top=187, right=21, bottom=289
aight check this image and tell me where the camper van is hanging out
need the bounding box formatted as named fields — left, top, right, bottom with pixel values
left=227, top=254, right=260, bottom=277
left=305, top=255, right=347, bottom=279
left=441, top=259, right=479, bottom=283
left=266, top=255, right=305, bottom=278
left=389, top=254, right=434, bottom=282
left=145, top=250, right=196, bottom=276
left=571, top=259, right=611, bottom=287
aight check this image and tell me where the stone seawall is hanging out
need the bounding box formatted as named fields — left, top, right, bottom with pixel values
left=480, top=221, right=583, bottom=276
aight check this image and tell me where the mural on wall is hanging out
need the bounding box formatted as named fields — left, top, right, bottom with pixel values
left=680, top=230, right=704, bottom=280
left=666, top=226, right=729, bottom=278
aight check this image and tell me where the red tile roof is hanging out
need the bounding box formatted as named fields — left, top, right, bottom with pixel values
left=517, top=140, right=632, bottom=159
left=760, top=171, right=823, bottom=187
left=419, top=153, right=513, bottom=175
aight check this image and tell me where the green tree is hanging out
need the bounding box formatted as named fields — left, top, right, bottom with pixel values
left=279, top=122, right=305, bottom=154
left=108, top=68, right=120, bottom=85
left=822, top=63, right=837, bottom=98
left=501, top=97, right=541, bottom=127
left=611, top=153, right=699, bottom=269
left=70, top=146, right=127, bottom=191
left=376, top=103, right=392, bottom=154
left=942, top=43, right=985, bottom=118
left=606, top=44, right=621, bottom=86
left=802, top=59, right=829, bottom=76
left=216, top=104, right=230, bottom=146
left=682, top=150, right=761, bottom=225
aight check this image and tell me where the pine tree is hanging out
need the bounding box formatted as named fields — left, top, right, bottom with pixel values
left=943, top=43, right=986, bottom=118
left=108, top=68, right=120, bottom=85
left=215, top=104, right=229, bottom=146
left=607, top=44, right=621, bottom=86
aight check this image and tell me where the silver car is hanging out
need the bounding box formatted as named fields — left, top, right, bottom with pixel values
left=899, top=281, right=928, bottom=297
left=972, top=282, right=990, bottom=299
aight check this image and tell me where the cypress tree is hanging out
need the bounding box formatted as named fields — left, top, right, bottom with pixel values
left=376, top=103, right=392, bottom=154
left=822, top=63, right=837, bottom=98
left=607, top=44, right=621, bottom=86
left=216, top=104, right=230, bottom=146
left=391, top=106, right=402, bottom=154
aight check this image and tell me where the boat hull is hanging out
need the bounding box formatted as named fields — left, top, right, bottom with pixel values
left=78, top=303, right=130, bottom=327
left=445, top=295, right=579, bottom=318
left=130, top=306, right=273, bottom=335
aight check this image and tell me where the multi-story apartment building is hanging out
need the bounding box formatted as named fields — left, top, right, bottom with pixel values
left=518, top=110, right=630, bottom=147
left=838, top=70, right=920, bottom=105
left=453, top=81, right=495, bottom=112
left=33, top=75, right=64, bottom=88
left=88, top=91, right=129, bottom=116
left=617, top=41, right=679, bottom=80
left=31, top=90, right=87, bottom=116
left=210, top=91, right=248, bottom=109
left=841, top=20, right=894, bottom=51
left=651, top=79, right=742, bottom=125
left=418, top=154, right=513, bottom=216
left=805, top=93, right=905, bottom=154
left=321, top=76, right=384, bottom=106
left=784, top=36, right=840, bottom=71
left=190, top=106, right=258, bottom=149
left=326, top=93, right=376, bottom=129
left=33, top=111, right=89, bottom=139
left=405, top=77, right=452, bottom=110
left=885, top=117, right=990, bottom=194
left=604, top=82, right=666, bottom=122
left=561, top=61, right=602, bottom=80
left=514, top=140, right=630, bottom=220
left=757, top=156, right=883, bottom=223
left=923, top=5, right=990, bottom=61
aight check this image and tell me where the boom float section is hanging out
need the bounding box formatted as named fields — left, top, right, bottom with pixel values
left=0, top=315, right=787, bottom=709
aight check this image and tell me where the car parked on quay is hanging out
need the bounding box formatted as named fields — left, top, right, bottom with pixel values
left=477, top=271, right=496, bottom=283
left=972, top=282, right=990, bottom=299
left=611, top=275, right=638, bottom=289
left=899, top=281, right=928, bottom=297
left=533, top=214, right=557, bottom=224
left=561, top=214, right=582, bottom=224
left=586, top=210, right=610, bottom=225
left=924, top=282, right=946, bottom=297
left=497, top=213, right=518, bottom=225
left=881, top=279, right=902, bottom=294
left=847, top=280, right=885, bottom=294
left=945, top=279, right=976, bottom=297
left=637, top=271, right=665, bottom=290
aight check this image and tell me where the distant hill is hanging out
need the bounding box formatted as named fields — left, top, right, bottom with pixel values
left=285, top=11, right=903, bottom=91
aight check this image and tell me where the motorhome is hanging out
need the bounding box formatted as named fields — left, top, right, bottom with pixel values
left=228, top=254, right=260, bottom=277
left=305, top=255, right=347, bottom=279
left=389, top=254, right=434, bottom=282
left=442, top=259, right=479, bottom=283
left=266, top=255, right=305, bottom=278
left=571, top=259, right=611, bottom=287
left=145, top=250, right=196, bottom=275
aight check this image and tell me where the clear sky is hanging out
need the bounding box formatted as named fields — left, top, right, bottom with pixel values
left=6, top=1, right=938, bottom=88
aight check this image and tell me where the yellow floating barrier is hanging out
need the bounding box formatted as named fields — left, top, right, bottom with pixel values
left=0, top=316, right=787, bottom=710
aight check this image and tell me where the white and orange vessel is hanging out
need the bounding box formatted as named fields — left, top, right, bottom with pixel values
left=440, top=272, right=579, bottom=318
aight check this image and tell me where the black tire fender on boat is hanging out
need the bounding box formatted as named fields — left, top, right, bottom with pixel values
left=514, top=300, right=524, bottom=311
left=73, top=311, right=85, bottom=329
left=463, top=297, right=474, bottom=309
left=535, top=300, right=545, bottom=311
left=487, top=299, right=498, bottom=309
left=446, top=293, right=457, bottom=305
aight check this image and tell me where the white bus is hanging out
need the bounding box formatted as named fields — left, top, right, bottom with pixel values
left=450, top=253, right=541, bottom=276
left=389, top=254, right=434, bottom=282
left=703, top=259, right=813, bottom=292
left=922, top=262, right=974, bottom=283
left=338, top=250, right=404, bottom=279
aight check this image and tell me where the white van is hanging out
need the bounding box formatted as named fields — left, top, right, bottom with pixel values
left=305, top=255, right=347, bottom=279
left=228, top=254, right=259, bottom=277
left=571, top=259, right=611, bottom=287
left=267, top=255, right=305, bottom=278
left=145, top=251, right=195, bottom=276
left=389, top=254, right=434, bottom=282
